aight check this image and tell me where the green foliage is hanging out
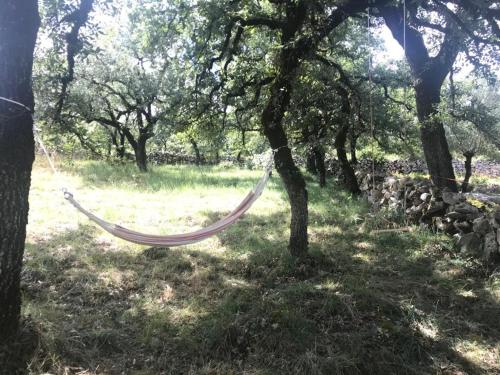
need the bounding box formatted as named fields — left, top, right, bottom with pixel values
left=441, top=79, right=500, bottom=160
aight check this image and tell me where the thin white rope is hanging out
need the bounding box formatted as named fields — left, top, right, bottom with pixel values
left=0, top=95, right=33, bottom=114
left=0, top=95, right=71, bottom=195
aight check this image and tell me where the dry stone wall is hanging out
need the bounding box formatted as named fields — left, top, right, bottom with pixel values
left=358, top=172, right=500, bottom=263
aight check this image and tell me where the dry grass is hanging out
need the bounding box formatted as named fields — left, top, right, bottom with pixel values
left=8, top=158, right=500, bottom=374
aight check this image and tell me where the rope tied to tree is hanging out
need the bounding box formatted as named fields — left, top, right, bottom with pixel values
left=0, top=95, right=71, bottom=196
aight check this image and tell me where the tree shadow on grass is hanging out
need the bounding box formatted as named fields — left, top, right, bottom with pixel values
left=199, top=205, right=499, bottom=374
left=17, top=204, right=500, bottom=375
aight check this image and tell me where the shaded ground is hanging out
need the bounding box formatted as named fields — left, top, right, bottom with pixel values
left=6, top=161, right=500, bottom=374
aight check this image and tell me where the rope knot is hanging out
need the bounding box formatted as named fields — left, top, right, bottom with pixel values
left=63, top=189, right=73, bottom=200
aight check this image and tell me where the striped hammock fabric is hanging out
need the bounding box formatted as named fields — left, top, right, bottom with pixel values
left=63, top=161, right=273, bottom=247
left=0, top=95, right=275, bottom=247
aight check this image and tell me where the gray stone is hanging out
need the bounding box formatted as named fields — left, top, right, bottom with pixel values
left=490, top=216, right=500, bottom=229
left=427, top=201, right=445, bottom=216
left=473, top=217, right=491, bottom=235
left=433, top=217, right=445, bottom=231
left=372, top=189, right=383, bottom=201
left=442, top=191, right=462, bottom=205
left=456, top=232, right=482, bottom=256
left=483, top=231, right=499, bottom=260
left=430, top=187, right=440, bottom=197
left=454, top=221, right=472, bottom=234
left=446, top=211, right=467, bottom=220
left=420, top=193, right=431, bottom=202
left=454, top=202, right=480, bottom=215
left=494, top=208, right=500, bottom=221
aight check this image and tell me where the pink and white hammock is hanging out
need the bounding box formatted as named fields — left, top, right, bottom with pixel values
left=62, top=159, right=273, bottom=247
left=0, top=95, right=275, bottom=247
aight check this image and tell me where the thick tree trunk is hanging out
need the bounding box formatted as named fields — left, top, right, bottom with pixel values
left=189, top=137, right=202, bottom=165
left=415, top=82, right=457, bottom=192
left=109, top=129, right=125, bottom=159
left=134, top=135, right=148, bottom=172
left=306, top=150, right=318, bottom=174
left=0, top=0, right=40, bottom=340
left=335, top=124, right=361, bottom=195
left=261, top=1, right=309, bottom=257
left=381, top=5, right=458, bottom=192
left=334, top=86, right=360, bottom=195
left=122, top=128, right=148, bottom=172
left=350, top=132, right=358, bottom=165
left=313, top=148, right=326, bottom=187
left=117, top=131, right=125, bottom=159
left=461, top=151, right=474, bottom=193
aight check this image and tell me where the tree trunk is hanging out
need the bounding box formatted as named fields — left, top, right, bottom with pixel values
left=381, top=5, right=458, bottom=192
left=261, top=1, right=309, bottom=257
left=313, top=147, right=326, bottom=187
left=0, top=0, right=40, bottom=340
left=116, top=131, right=125, bottom=159
left=134, top=135, right=148, bottom=172
left=350, top=132, right=358, bottom=165
left=461, top=151, right=474, bottom=193
left=415, top=82, right=457, bottom=192
left=306, top=150, right=318, bottom=174
left=335, top=124, right=361, bottom=195
left=334, top=86, right=360, bottom=195
left=189, top=137, right=202, bottom=165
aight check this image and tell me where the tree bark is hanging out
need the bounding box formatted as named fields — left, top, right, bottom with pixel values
left=134, top=135, right=148, bottom=172
left=261, top=1, right=309, bottom=257
left=334, top=86, right=360, bottom=195
left=335, top=124, right=361, bottom=195
left=122, top=128, right=149, bottom=172
left=350, top=131, right=358, bottom=165
left=415, top=81, right=457, bottom=192
left=189, top=137, right=202, bottom=165
left=0, top=0, right=40, bottom=340
left=306, top=150, right=318, bottom=175
left=461, top=151, right=474, bottom=193
left=314, top=148, right=326, bottom=187
left=381, top=5, right=458, bottom=191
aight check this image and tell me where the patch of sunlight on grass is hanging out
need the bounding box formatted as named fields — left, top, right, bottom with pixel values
left=454, top=340, right=500, bottom=369
left=457, top=289, right=478, bottom=298
left=354, top=241, right=374, bottom=250
left=314, top=280, right=341, bottom=291
left=97, top=268, right=136, bottom=288
left=352, top=253, right=375, bottom=263
left=223, top=277, right=252, bottom=288
left=415, top=321, right=439, bottom=340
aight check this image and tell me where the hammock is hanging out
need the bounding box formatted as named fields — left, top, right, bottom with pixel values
left=62, top=159, right=273, bottom=246
left=0, top=95, right=276, bottom=247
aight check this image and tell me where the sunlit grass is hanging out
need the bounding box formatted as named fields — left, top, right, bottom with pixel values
left=18, top=158, right=500, bottom=374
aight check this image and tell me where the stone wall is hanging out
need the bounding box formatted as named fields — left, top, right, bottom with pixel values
left=359, top=172, right=500, bottom=263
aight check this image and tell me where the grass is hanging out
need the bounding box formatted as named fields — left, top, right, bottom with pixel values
left=9, top=158, right=500, bottom=374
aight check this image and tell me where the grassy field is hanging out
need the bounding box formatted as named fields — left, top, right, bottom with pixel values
left=12, top=158, right=500, bottom=374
